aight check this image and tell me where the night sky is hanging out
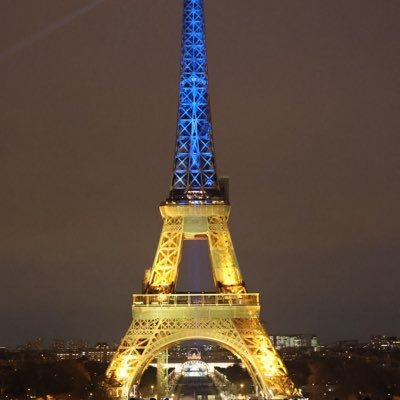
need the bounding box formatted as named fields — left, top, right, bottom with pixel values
left=1, top=0, right=399, bottom=347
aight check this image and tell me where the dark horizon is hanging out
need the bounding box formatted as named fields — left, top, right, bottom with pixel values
left=1, top=0, right=399, bottom=347
left=2, top=333, right=391, bottom=350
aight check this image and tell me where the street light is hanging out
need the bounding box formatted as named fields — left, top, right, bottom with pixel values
left=240, top=383, right=244, bottom=399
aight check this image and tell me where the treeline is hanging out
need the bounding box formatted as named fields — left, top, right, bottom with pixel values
left=286, top=355, right=400, bottom=400
left=0, top=359, right=107, bottom=399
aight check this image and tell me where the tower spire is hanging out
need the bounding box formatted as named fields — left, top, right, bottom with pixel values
left=167, top=0, right=223, bottom=204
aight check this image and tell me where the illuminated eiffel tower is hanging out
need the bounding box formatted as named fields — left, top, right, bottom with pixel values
left=105, top=1, right=302, bottom=398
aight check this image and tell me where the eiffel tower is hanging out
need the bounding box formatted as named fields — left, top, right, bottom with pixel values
left=105, top=1, right=302, bottom=399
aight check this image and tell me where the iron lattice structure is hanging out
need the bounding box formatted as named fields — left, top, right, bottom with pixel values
left=143, top=205, right=246, bottom=295
left=168, top=0, right=222, bottom=204
left=105, top=0, right=303, bottom=399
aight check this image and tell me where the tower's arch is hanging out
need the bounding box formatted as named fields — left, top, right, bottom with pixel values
left=125, top=334, right=263, bottom=397
left=105, top=306, right=300, bottom=399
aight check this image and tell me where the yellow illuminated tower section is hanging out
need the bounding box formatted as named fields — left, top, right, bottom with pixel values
left=104, top=1, right=303, bottom=399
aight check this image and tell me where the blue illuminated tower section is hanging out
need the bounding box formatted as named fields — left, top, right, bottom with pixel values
left=168, top=0, right=223, bottom=204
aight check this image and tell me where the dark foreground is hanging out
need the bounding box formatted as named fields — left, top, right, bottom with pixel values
left=0, top=348, right=399, bottom=400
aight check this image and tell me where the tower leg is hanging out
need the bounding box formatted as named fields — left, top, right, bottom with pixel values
left=233, top=318, right=300, bottom=398
left=145, top=216, right=184, bottom=294
left=208, top=215, right=246, bottom=293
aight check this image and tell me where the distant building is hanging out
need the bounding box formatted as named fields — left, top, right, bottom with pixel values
left=67, top=338, right=88, bottom=351
left=0, top=347, right=10, bottom=367
left=50, top=338, right=66, bottom=351
left=270, top=334, right=318, bottom=350
left=55, top=344, right=115, bottom=362
left=167, top=342, right=239, bottom=363
left=370, top=335, right=400, bottom=350
left=55, top=351, right=81, bottom=361
left=50, top=338, right=88, bottom=351
left=95, top=342, right=110, bottom=350
left=333, top=339, right=360, bottom=350
left=24, top=337, right=45, bottom=350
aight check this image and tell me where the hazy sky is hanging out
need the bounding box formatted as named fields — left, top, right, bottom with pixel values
left=1, top=0, right=399, bottom=346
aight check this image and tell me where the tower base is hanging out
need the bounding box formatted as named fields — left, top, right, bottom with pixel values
left=105, top=293, right=302, bottom=399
